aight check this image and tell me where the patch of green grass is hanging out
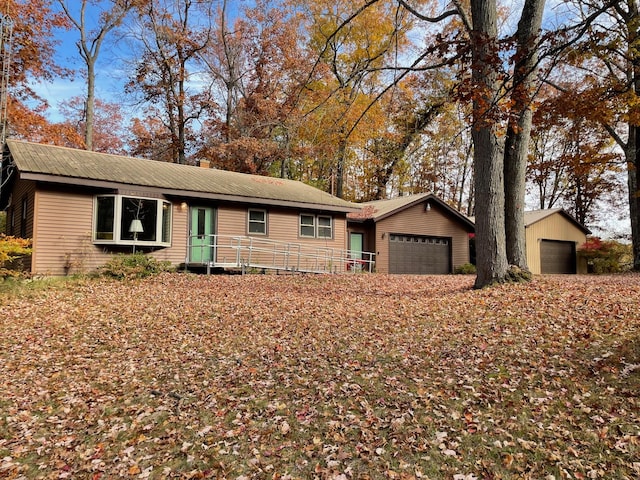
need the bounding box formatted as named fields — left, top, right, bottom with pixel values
left=0, top=275, right=85, bottom=302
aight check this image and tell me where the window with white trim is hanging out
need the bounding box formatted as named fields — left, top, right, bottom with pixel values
left=248, top=209, right=267, bottom=235
left=299, top=214, right=333, bottom=239
left=317, top=215, right=332, bottom=238
left=94, top=195, right=172, bottom=246
left=299, top=214, right=316, bottom=237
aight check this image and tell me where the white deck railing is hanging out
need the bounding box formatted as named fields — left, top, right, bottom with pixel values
left=187, top=234, right=375, bottom=274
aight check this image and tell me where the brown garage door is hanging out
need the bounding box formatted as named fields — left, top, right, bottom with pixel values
left=540, top=240, right=576, bottom=274
left=389, top=234, right=451, bottom=274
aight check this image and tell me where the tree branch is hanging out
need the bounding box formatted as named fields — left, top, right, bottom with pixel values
left=396, top=0, right=459, bottom=23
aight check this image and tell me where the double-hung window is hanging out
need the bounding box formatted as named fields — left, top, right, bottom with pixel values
left=248, top=209, right=267, bottom=235
left=94, top=195, right=172, bottom=247
left=317, top=216, right=332, bottom=238
left=299, top=214, right=333, bottom=239
left=299, top=214, right=316, bottom=237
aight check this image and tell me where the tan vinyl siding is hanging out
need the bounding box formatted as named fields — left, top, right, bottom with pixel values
left=32, top=189, right=95, bottom=275
left=525, top=213, right=588, bottom=274
left=32, top=189, right=188, bottom=275
left=374, top=202, right=470, bottom=274
left=4, top=180, right=36, bottom=272
left=8, top=180, right=36, bottom=238
left=215, top=205, right=348, bottom=271
left=151, top=204, right=188, bottom=266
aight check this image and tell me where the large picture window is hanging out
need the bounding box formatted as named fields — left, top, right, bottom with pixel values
left=94, top=195, right=172, bottom=247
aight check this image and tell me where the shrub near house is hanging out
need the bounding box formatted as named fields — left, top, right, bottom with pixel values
left=578, top=237, right=632, bottom=273
left=0, top=235, right=32, bottom=278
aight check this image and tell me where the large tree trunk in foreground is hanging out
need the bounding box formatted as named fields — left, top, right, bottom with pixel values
left=470, top=0, right=509, bottom=288
left=503, top=0, right=545, bottom=271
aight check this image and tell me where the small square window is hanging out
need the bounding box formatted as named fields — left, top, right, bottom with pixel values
left=248, top=209, right=267, bottom=235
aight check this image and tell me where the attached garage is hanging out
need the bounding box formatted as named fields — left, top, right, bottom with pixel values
left=540, top=239, right=576, bottom=274
left=347, top=193, right=474, bottom=274
left=525, top=209, right=590, bottom=275
left=389, top=234, right=451, bottom=274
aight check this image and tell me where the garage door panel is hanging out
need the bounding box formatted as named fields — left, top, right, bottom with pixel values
left=389, top=234, right=451, bottom=274
left=540, top=240, right=576, bottom=274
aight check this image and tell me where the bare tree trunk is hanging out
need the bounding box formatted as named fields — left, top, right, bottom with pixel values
left=177, top=60, right=187, bottom=164
left=504, top=0, right=545, bottom=270
left=85, top=60, right=95, bottom=150
left=58, top=0, right=132, bottom=151
left=631, top=5, right=640, bottom=269
left=629, top=126, right=640, bottom=268
left=470, top=0, right=509, bottom=288
left=335, top=134, right=347, bottom=198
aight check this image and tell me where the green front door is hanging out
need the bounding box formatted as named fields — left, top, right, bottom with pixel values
left=190, top=207, right=216, bottom=263
left=349, top=232, right=364, bottom=271
left=350, top=232, right=363, bottom=259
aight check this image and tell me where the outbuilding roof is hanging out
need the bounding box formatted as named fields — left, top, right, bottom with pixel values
left=348, top=192, right=475, bottom=230
left=2, top=140, right=356, bottom=212
left=524, top=208, right=591, bottom=234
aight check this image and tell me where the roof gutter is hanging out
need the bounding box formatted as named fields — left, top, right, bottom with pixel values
left=19, top=172, right=360, bottom=214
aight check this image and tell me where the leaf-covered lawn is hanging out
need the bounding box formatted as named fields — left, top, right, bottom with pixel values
left=1, top=274, right=639, bottom=480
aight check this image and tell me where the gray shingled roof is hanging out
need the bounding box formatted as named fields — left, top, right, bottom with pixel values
left=523, top=208, right=563, bottom=226
left=524, top=208, right=591, bottom=233
left=348, top=192, right=431, bottom=220
left=348, top=192, right=475, bottom=230
left=469, top=208, right=591, bottom=234
left=4, top=140, right=356, bottom=212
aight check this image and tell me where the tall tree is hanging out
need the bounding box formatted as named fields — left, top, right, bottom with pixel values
left=59, top=96, right=129, bottom=154
left=566, top=0, right=640, bottom=268
left=56, top=0, right=136, bottom=151
left=503, top=0, right=545, bottom=271
left=4, top=1, right=68, bottom=96
left=309, top=0, right=551, bottom=286
left=198, top=0, right=310, bottom=176
left=4, top=0, right=70, bottom=140
left=128, top=0, right=213, bottom=164
left=298, top=0, right=411, bottom=197
left=467, top=0, right=509, bottom=287
left=128, top=107, right=176, bottom=162
left=198, top=0, right=245, bottom=146
left=529, top=88, right=623, bottom=224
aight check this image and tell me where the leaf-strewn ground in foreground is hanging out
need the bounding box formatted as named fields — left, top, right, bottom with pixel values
left=1, top=273, right=639, bottom=479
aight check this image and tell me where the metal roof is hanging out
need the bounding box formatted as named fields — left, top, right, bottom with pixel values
left=3, top=140, right=357, bottom=212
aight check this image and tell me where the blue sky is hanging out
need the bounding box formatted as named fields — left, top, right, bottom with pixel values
left=29, top=0, right=245, bottom=122
left=30, top=2, right=135, bottom=122
left=31, top=0, right=572, bottom=123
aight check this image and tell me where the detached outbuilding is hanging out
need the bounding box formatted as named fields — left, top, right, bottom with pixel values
left=347, top=193, right=475, bottom=274
left=524, top=209, right=590, bottom=274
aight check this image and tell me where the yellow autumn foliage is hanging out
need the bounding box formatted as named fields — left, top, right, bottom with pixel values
left=0, top=234, right=32, bottom=266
